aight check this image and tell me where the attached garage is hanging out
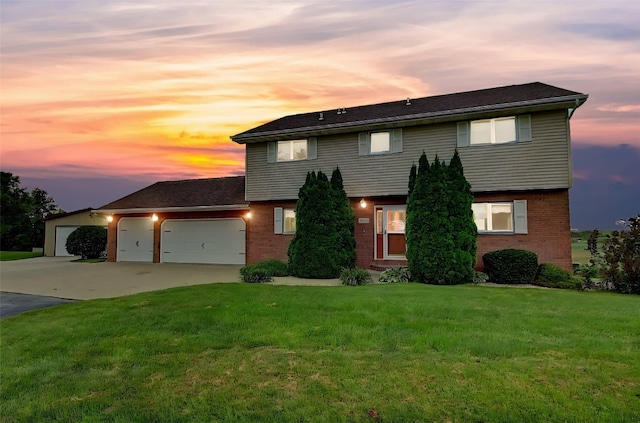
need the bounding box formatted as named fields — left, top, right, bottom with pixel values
left=96, top=176, right=249, bottom=264
left=117, top=217, right=154, bottom=262
left=161, top=219, right=246, bottom=265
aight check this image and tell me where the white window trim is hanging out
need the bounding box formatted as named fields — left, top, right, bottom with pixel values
left=283, top=208, right=296, bottom=234
left=274, top=207, right=296, bottom=234
left=277, top=139, right=308, bottom=162
left=457, top=115, right=531, bottom=147
left=470, top=117, right=516, bottom=145
left=473, top=200, right=527, bottom=234
left=359, top=129, right=402, bottom=156
left=267, top=137, right=317, bottom=163
left=370, top=131, right=391, bottom=154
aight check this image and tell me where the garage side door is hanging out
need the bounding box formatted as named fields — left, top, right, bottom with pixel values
left=55, top=226, right=80, bottom=256
left=162, top=219, right=246, bottom=265
left=118, top=217, right=154, bottom=262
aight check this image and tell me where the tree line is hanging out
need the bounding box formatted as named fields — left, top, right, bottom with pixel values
left=1, top=171, right=63, bottom=251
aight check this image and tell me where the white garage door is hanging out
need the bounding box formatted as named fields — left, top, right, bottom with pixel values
left=55, top=226, right=80, bottom=256
left=161, top=219, right=246, bottom=265
left=118, top=217, right=154, bottom=262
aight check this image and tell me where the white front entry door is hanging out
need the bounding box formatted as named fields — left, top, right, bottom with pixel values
left=382, top=206, right=407, bottom=258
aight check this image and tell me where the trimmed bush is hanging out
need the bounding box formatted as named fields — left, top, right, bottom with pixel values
left=482, top=249, right=538, bottom=284
left=65, top=226, right=107, bottom=259
left=240, top=266, right=272, bottom=283
left=240, top=259, right=289, bottom=283
left=535, top=263, right=583, bottom=290
left=378, top=267, right=411, bottom=284
left=340, top=268, right=372, bottom=286
left=255, top=259, right=289, bottom=277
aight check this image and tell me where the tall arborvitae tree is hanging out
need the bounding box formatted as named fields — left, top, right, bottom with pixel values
left=288, top=170, right=342, bottom=278
left=408, top=163, right=417, bottom=197
left=447, top=150, right=477, bottom=283
left=406, top=152, right=476, bottom=284
left=330, top=167, right=356, bottom=270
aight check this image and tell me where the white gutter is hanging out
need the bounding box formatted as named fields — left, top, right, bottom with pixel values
left=92, top=204, right=249, bottom=215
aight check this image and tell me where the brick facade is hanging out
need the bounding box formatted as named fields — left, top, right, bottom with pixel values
left=106, top=210, right=249, bottom=263
left=246, top=189, right=573, bottom=272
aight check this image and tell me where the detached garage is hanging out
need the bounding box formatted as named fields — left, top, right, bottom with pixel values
left=44, top=209, right=108, bottom=257
left=95, top=176, right=249, bottom=265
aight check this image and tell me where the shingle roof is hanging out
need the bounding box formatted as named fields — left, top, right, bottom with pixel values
left=43, top=208, right=93, bottom=221
left=98, top=176, right=246, bottom=211
left=231, top=82, right=587, bottom=143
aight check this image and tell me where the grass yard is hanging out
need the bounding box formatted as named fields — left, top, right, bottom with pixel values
left=572, top=239, right=592, bottom=265
left=0, top=251, right=43, bottom=261
left=1, top=284, right=638, bottom=422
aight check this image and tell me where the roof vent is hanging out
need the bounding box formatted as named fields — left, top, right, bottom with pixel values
left=319, top=112, right=324, bottom=120
left=337, top=107, right=346, bottom=115
left=406, top=97, right=411, bottom=106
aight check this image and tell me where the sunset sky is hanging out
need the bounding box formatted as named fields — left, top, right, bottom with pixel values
left=1, top=0, right=638, bottom=229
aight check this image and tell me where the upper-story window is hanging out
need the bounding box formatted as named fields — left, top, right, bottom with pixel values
left=267, top=138, right=317, bottom=163
left=457, top=115, right=531, bottom=147
left=370, top=132, right=391, bottom=153
left=359, top=128, right=403, bottom=155
left=470, top=117, right=516, bottom=145
left=277, top=140, right=307, bottom=161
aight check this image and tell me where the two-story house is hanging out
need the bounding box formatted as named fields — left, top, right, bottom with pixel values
left=231, top=82, right=588, bottom=272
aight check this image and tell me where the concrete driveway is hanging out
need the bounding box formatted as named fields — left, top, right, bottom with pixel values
left=0, top=257, right=244, bottom=300
left=0, top=257, right=343, bottom=301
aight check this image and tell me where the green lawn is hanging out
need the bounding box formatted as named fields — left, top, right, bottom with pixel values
left=1, top=284, right=638, bottom=422
left=572, top=240, right=591, bottom=265
left=571, top=230, right=612, bottom=266
left=0, top=251, right=43, bottom=261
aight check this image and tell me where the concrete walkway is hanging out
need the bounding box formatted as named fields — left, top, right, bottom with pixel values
left=0, top=257, right=342, bottom=300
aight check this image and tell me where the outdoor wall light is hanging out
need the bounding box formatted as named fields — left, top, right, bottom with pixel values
left=246, top=212, right=252, bottom=219
left=360, top=198, right=367, bottom=208
left=106, top=215, right=114, bottom=223
left=151, top=213, right=159, bottom=222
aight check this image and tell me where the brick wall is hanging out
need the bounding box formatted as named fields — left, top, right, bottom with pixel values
left=247, top=189, right=573, bottom=273
left=246, top=201, right=296, bottom=264
left=474, top=189, right=572, bottom=272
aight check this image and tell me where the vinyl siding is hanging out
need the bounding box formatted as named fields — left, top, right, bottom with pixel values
left=245, top=110, right=570, bottom=201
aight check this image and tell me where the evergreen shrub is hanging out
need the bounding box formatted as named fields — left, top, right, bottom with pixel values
left=65, top=226, right=107, bottom=259
left=535, top=263, right=582, bottom=290
left=240, top=265, right=272, bottom=283
left=288, top=169, right=355, bottom=279
left=406, top=151, right=477, bottom=285
left=482, top=249, right=538, bottom=284
left=240, top=259, right=289, bottom=283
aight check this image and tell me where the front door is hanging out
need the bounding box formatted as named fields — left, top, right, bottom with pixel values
left=376, top=206, right=406, bottom=259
